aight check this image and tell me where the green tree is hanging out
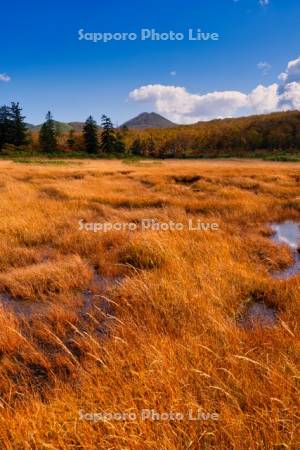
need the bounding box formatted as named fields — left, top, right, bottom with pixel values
left=39, top=111, right=58, bottom=153
left=10, top=102, right=27, bottom=147
left=130, top=137, right=142, bottom=156
left=83, top=116, right=99, bottom=154
left=115, top=131, right=126, bottom=154
left=100, top=115, right=116, bottom=153
left=0, top=105, right=12, bottom=149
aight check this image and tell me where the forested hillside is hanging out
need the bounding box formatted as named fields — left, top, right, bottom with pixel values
left=1, top=103, right=300, bottom=158
left=127, top=111, right=300, bottom=158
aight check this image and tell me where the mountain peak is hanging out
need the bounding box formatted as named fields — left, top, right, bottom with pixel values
left=122, top=112, right=176, bottom=129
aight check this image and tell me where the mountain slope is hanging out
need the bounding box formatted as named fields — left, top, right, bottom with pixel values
left=29, top=121, right=74, bottom=133
left=122, top=112, right=176, bottom=129
left=25, top=123, right=35, bottom=129
left=67, top=122, right=86, bottom=132
left=28, top=121, right=101, bottom=133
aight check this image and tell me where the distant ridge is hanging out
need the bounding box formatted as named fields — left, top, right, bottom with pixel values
left=67, top=122, right=86, bottom=132
left=25, top=123, right=35, bottom=129
left=26, top=110, right=300, bottom=134
left=26, top=121, right=87, bottom=133
left=121, top=112, right=176, bottom=129
left=27, top=121, right=73, bottom=133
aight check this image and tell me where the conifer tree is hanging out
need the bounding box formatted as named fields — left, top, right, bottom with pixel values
left=100, top=115, right=116, bottom=153
left=10, top=102, right=27, bottom=146
left=130, top=137, right=142, bottom=156
left=115, top=130, right=126, bottom=153
left=39, top=111, right=58, bottom=153
left=83, top=116, right=99, bottom=154
left=0, top=105, right=12, bottom=149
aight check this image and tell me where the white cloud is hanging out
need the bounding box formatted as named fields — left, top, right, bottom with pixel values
left=277, top=56, right=300, bottom=110
left=0, top=73, right=11, bottom=82
left=257, top=61, right=271, bottom=75
left=278, top=72, right=288, bottom=82
left=278, top=56, right=300, bottom=84
left=248, top=84, right=278, bottom=113
left=170, top=71, right=177, bottom=77
left=259, top=0, right=269, bottom=6
left=278, top=81, right=300, bottom=110
left=129, top=55, right=300, bottom=123
left=129, top=85, right=248, bottom=123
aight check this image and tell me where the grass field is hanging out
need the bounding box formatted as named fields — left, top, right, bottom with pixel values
left=0, top=159, right=299, bottom=449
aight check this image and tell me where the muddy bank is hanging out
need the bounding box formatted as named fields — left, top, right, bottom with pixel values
left=270, top=221, right=300, bottom=279
left=239, top=221, right=299, bottom=329
left=238, top=301, right=277, bottom=329
left=0, top=268, right=122, bottom=322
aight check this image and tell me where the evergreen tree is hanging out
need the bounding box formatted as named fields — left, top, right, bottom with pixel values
left=100, top=115, right=116, bottom=153
left=114, top=130, right=126, bottom=154
left=39, top=111, right=58, bottom=153
left=0, top=102, right=28, bottom=150
left=130, top=137, right=142, bottom=156
left=83, top=116, right=99, bottom=154
left=10, top=102, right=27, bottom=146
left=0, top=105, right=12, bottom=149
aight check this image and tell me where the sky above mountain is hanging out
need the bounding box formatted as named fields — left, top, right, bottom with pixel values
left=1, top=0, right=300, bottom=124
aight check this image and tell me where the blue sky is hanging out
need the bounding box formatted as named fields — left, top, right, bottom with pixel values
left=1, top=0, right=300, bottom=124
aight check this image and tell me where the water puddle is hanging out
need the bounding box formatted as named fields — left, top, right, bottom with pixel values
left=82, top=270, right=123, bottom=314
left=0, top=269, right=122, bottom=322
left=238, top=221, right=299, bottom=329
left=238, top=301, right=277, bottom=329
left=270, top=221, right=300, bottom=279
left=78, top=271, right=123, bottom=337
left=0, top=293, right=50, bottom=317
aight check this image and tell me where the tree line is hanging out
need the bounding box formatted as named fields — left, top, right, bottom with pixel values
left=0, top=104, right=127, bottom=155
left=1, top=102, right=300, bottom=157
left=39, top=112, right=127, bottom=154
left=0, top=103, right=28, bottom=149
left=127, top=111, right=300, bottom=158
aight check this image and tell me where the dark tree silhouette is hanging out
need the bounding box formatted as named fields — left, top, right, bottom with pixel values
left=100, top=115, right=116, bottom=153
left=0, top=102, right=27, bottom=149
left=0, top=105, right=12, bottom=149
left=83, top=116, right=99, bottom=154
left=130, top=137, right=143, bottom=156
left=39, top=111, right=58, bottom=153
left=10, top=102, right=27, bottom=146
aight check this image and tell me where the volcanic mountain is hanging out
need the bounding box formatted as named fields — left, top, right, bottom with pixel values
left=121, top=112, right=176, bottom=129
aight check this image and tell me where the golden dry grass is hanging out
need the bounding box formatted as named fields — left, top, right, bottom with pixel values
left=0, top=158, right=299, bottom=449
